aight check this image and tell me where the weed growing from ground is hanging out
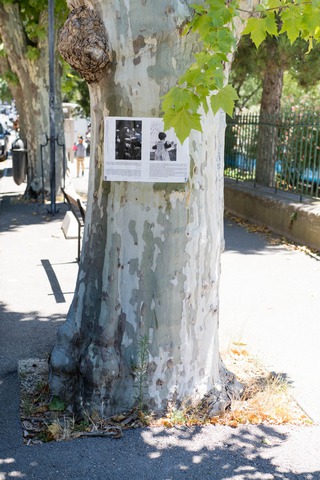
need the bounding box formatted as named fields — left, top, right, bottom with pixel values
left=132, top=334, right=149, bottom=411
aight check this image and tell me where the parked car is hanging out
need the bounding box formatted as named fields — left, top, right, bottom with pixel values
left=0, top=121, right=10, bottom=161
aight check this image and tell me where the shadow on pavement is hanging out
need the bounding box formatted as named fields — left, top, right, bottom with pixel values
left=0, top=301, right=65, bottom=372
left=224, top=217, right=284, bottom=255
left=0, top=424, right=319, bottom=479
left=0, top=195, right=69, bottom=233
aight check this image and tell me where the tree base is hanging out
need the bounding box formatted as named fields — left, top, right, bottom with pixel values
left=200, top=364, right=243, bottom=417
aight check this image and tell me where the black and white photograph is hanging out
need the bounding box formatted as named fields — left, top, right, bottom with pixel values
left=150, top=120, right=177, bottom=162
left=115, top=119, right=142, bottom=160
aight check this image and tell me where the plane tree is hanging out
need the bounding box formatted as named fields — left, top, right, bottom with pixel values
left=0, top=0, right=67, bottom=196
left=232, top=31, right=320, bottom=186
left=49, top=0, right=319, bottom=418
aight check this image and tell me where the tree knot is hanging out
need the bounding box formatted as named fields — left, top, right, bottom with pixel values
left=58, top=6, right=112, bottom=83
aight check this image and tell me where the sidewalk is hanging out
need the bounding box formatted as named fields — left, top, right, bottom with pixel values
left=219, top=216, right=320, bottom=424
left=1, top=160, right=320, bottom=479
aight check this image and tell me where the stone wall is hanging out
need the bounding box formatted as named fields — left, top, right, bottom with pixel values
left=224, top=179, right=320, bottom=250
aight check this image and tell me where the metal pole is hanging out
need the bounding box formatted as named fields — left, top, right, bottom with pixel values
left=48, top=0, right=56, bottom=214
left=56, top=132, right=66, bottom=189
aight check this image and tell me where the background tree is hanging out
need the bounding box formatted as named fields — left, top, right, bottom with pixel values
left=61, top=61, right=90, bottom=118
left=0, top=76, right=12, bottom=104
left=0, top=0, right=67, bottom=196
left=256, top=34, right=287, bottom=185
left=231, top=33, right=320, bottom=185
left=232, top=36, right=320, bottom=111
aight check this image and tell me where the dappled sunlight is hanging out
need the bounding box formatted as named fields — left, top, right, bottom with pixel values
left=138, top=425, right=320, bottom=479
left=148, top=451, right=161, bottom=459
left=0, top=302, right=66, bottom=324
left=0, top=384, right=319, bottom=478
left=0, top=458, right=25, bottom=480
left=0, top=459, right=15, bottom=465
left=192, top=454, right=203, bottom=464
left=19, top=316, right=63, bottom=323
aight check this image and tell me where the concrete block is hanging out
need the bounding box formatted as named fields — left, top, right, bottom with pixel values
left=61, top=211, right=79, bottom=239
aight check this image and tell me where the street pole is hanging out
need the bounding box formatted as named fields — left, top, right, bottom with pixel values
left=48, top=0, right=56, bottom=214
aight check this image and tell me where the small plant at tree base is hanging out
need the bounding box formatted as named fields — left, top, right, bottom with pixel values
left=73, top=419, right=91, bottom=432
left=166, top=408, right=188, bottom=425
left=132, top=335, right=150, bottom=412
left=48, top=396, right=65, bottom=412
left=20, top=398, right=35, bottom=417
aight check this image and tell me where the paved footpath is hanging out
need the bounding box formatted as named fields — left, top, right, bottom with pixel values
left=220, top=216, right=320, bottom=425
left=1, top=159, right=320, bottom=479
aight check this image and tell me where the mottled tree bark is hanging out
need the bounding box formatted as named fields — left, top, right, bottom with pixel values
left=50, top=0, right=247, bottom=417
left=0, top=3, right=64, bottom=195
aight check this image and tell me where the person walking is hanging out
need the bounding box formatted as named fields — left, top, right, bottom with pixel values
left=75, top=135, right=86, bottom=177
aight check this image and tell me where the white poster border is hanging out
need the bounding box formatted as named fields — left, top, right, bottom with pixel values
left=104, top=116, right=190, bottom=183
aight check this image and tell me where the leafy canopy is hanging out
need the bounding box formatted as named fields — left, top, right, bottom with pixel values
left=0, top=0, right=67, bottom=42
left=0, top=0, right=89, bottom=112
left=162, top=0, right=320, bottom=143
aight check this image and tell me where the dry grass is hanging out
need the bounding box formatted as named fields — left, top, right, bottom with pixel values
left=19, top=348, right=312, bottom=444
left=216, top=343, right=312, bottom=427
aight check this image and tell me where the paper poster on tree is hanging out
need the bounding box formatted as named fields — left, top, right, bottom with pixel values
left=104, top=117, right=190, bottom=182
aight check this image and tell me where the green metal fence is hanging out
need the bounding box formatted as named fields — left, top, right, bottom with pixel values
left=224, top=112, right=320, bottom=199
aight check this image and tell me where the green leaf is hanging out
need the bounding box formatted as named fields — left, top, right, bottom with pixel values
left=179, top=66, right=203, bottom=86
left=207, top=5, right=232, bottom=28
left=49, top=397, right=65, bottom=412
left=217, top=27, right=236, bottom=53
left=308, top=37, right=314, bottom=53
left=163, top=108, right=202, bottom=143
left=0, top=43, right=7, bottom=58
left=211, top=67, right=225, bottom=90
left=301, top=4, right=320, bottom=36
left=242, top=18, right=267, bottom=48
left=26, top=46, right=40, bottom=61
left=190, top=12, right=211, bottom=37
left=208, top=0, right=226, bottom=10
left=3, top=70, right=19, bottom=87
left=210, top=84, right=239, bottom=117
left=266, top=0, right=283, bottom=9
left=162, top=86, right=200, bottom=112
left=195, top=84, right=210, bottom=99
left=264, top=13, right=278, bottom=36
left=279, top=7, right=303, bottom=43
left=191, top=4, right=206, bottom=14
left=194, top=51, right=214, bottom=69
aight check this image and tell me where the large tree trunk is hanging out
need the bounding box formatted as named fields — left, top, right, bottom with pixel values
left=0, top=3, right=65, bottom=196
left=256, top=36, right=285, bottom=187
left=50, top=0, right=245, bottom=417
